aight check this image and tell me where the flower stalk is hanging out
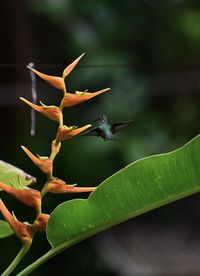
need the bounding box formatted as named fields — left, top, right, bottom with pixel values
left=2, top=54, right=109, bottom=274
left=2, top=244, right=31, bottom=276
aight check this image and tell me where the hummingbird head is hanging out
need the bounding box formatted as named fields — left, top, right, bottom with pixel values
left=99, top=114, right=107, bottom=124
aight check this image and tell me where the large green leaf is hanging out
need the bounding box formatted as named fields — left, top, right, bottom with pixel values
left=17, top=135, right=200, bottom=275
left=0, top=220, right=14, bottom=238
left=0, top=160, right=36, bottom=189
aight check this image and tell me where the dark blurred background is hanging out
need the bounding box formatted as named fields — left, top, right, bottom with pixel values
left=1, top=0, right=200, bottom=275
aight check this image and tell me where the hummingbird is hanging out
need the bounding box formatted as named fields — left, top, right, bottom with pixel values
left=81, top=114, right=134, bottom=142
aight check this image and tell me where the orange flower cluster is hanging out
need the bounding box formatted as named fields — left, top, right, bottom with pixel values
left=23, top=53, right=110, bottom=120
left=0, top=54, right=109, bottom=244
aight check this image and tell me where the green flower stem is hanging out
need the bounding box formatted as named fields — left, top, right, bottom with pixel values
left=49, top=150, right=57, bottom=161
left=16, top=244, right=71, bottom=276
left=2, top=244, right=30, bottom=276
left=36, top=203, right=42, bottom=216
left=40, top=180, right=50, bottom=198
left=50, top=103, right=63, bottom=161
left=63, top=87, right=66, bottom=95
left=58, top=112, right=63, bottom=127
left=62, top=75, right=67, bottom=93
left=59, top=104, right=64, bottom=115
left=50, top=140, right=61, bottom=161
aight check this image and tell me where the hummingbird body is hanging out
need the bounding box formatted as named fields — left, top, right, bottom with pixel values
left=98, top=123, right=114, bottom=141
left=81, top=114, right=134, bottom=141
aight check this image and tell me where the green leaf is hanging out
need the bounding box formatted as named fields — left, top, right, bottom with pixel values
left=47, top=134, right=200, bottom=246
left=17, top=135, right=200, bottom=275
left=0, top=160, right=36, bottom=190
left=0, top=220, right=14, bottom=238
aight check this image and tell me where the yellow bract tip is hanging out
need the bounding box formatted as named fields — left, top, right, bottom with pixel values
left=63, top=53, right=85, bottom=78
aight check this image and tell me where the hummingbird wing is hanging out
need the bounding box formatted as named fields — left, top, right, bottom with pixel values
left=111, top=120, right=135, bottom=134
left=80, top=127, right=101, bottom=137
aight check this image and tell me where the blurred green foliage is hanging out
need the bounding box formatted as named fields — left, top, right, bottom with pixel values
left=1, top=0, right=200, bottom=275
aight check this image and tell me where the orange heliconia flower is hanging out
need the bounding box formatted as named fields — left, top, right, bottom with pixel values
left=62, top=53, right=85, bottom=78
left=0, top=199, right=32, bottom=245
left=56, top=124, right=91, bottom=142
left=46, top=178, right=96, bottom=194
left=32, top=213, right=49, bottom=232
left=60, top=88, right=110, bottom=108
left=26, top=67, right=65, bottom=90
left=20, top=97, right=62, bottom=122
left=27, top=53, right=85, bottom=90
left=0, top=182, right=41, bottom=212
left=21, top=146, right=52, bottom=175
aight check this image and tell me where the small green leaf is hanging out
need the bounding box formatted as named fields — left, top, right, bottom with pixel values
left=0, top=160, right=36, bottom=190
left=0, top=220, right=14, bottom=238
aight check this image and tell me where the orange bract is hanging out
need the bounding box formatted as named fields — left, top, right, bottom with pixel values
left=32, top=214, right=49, bottom=232
left=27, top=67, right=65, bottom=90
left=60, top=88, right=110, bottom=108
left=27, top=53, right=85, bottom=90
left=20, top=97, right=62, bottom=122
left=0, top=199, right=33, bottom=245
left=21, top=146, right=53, bottom=175
left=63, top=53, right=85, bottom=78
left=0, top=182, right=41, bottom=211
left=56, top=124, right=91, bottom=141
left=47, top=178, right=96, bottom=194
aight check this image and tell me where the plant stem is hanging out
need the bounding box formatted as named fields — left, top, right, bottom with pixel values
left=58, top=112, right=63, bottom=126
left=16, top=244, right=72, bottom=276
left=2, top=244, right=30, bottom=276
left=62, top=82, right=67, bottom=95
left=40, top=180, right=50, bottom=198
left=36, top=203, right=42, bottom=216
left=16, top=248, right=55, bottom=276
